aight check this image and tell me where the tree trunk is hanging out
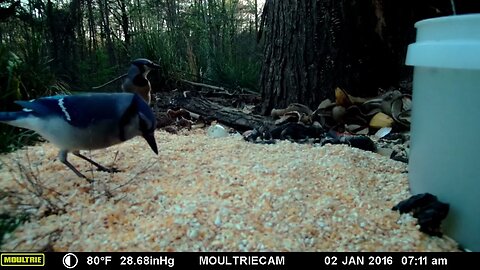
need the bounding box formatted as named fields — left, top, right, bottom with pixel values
left=118, top=0, right=130, bottom=48
left=258, top=0, right=478, bottom=116
left=86, top=0, right=97, bottom=53
left=254, top=0, right=258, bottom=33
left=260, top=0, right=344, bottom=115
left=98, top=0, right=116, bottom=66
left=45, top=0, right=80, bottom=80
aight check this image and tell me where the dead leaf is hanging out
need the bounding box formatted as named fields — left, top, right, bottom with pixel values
left=335, top=87, right=352, bottom=107
left=275, top=111, right=301, bottom=125
left=370, top=112, right=394, bottom=128
left=318, top=99, right=335, bottom=110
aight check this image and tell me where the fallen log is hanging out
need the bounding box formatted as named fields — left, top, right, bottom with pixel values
left=170, top=95, right=273, bottom=132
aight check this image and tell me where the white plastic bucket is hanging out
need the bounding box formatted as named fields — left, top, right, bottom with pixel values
left=406, top=14, right=480, bottom=251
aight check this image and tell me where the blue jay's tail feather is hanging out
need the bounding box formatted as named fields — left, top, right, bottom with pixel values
left=0, top=111, right=31, bottom=123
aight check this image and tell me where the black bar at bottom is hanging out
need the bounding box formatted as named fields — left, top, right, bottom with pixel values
left=0, top=252, right=472, bottom=269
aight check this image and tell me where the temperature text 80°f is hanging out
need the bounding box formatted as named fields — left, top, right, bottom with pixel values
left=87, top=256, right=112, bottom=266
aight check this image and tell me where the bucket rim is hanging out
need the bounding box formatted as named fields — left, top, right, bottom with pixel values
left=415, top=13, right=480, bottom=28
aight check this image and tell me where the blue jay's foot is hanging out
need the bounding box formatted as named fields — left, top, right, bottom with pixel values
left=58, top=150, right=117, bottom=183
left=58, top=151, right=95, bottom=182
left=73, top=152, right=122, bottom=174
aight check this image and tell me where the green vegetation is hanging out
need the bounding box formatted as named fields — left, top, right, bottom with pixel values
left=0, top=211, right=30, bottom=247
left=0, top=0, right=263, bottom=152
left=0, top=43, right=66, bottom=152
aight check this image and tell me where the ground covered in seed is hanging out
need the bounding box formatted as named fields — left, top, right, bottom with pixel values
left=0, top=129, right=460, bottom=251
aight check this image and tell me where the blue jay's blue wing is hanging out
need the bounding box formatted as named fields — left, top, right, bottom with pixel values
left=13, top=93, right=135, bottom=128
left=14, top=95, right=68, bottom=119
left=54, top=93, right=135, bottom=128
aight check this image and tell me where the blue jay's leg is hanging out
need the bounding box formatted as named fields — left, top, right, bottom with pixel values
left=73, top=151, right=121, bottom=173
left=58, top=150, right=94, bottom=183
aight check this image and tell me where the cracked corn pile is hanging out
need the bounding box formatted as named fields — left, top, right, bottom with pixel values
left=0, top=129, right=460, bottom=251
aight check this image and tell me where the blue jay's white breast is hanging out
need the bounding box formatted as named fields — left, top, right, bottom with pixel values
left=12, top=115, right=139, bottom=151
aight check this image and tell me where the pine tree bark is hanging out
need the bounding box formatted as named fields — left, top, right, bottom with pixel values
left=259, top=0, right=389, bottom=115
left=258, top=0, right=480, bottom=115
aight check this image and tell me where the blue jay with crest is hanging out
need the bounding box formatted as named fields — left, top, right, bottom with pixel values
left=0, top=93, right=158, bottom=182
left=121, top=58, right=161, bottom=105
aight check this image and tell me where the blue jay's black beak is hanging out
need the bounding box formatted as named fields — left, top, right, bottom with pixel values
left=143, top=132, right=158, bottom=154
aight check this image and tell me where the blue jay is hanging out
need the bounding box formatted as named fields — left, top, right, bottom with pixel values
left=121, top=58, right=160, bottom=105
left=0, top=93, right=158, bottom=182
